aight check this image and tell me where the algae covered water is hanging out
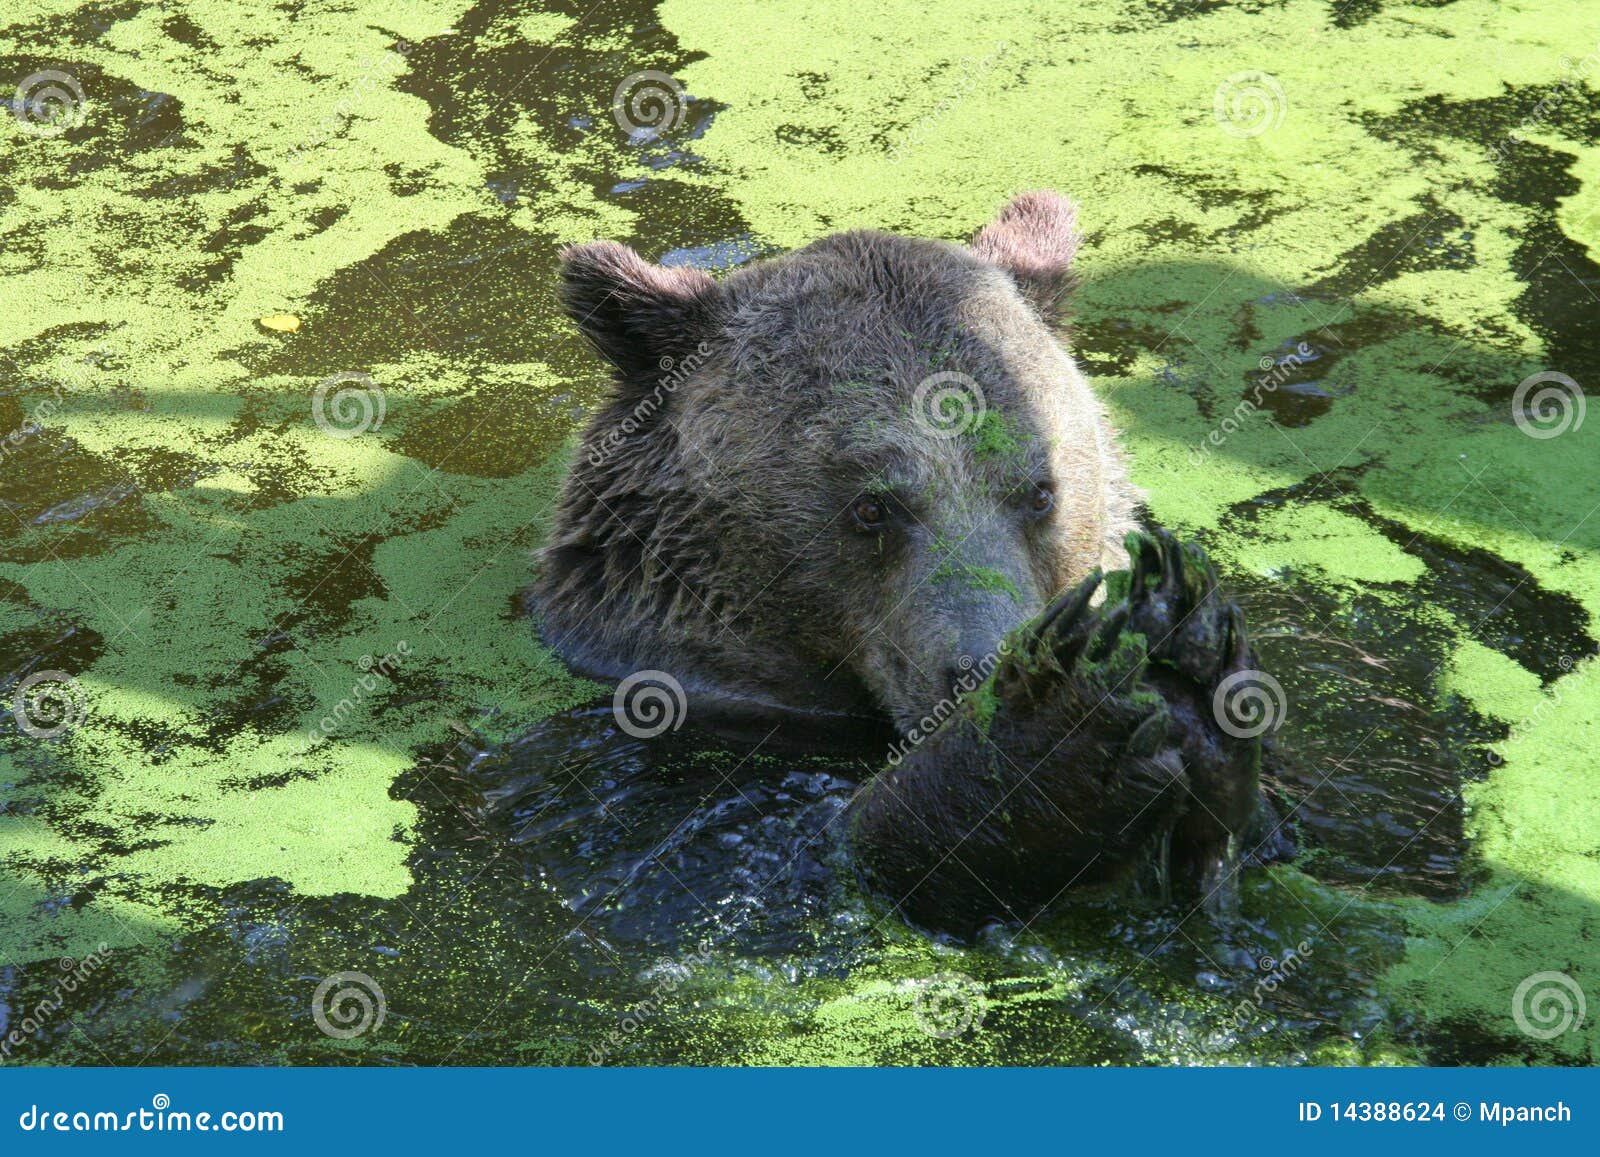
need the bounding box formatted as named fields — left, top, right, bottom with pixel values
left=1, top=0, right=1597, bottom=1065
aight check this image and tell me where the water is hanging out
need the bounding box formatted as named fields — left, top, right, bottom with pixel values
left=0, top=564, right=1499, bottom=1063
left=2, top=0, right=1596, bottom=1066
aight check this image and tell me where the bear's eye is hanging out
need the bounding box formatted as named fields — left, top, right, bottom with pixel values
left=852, top=496, right=887, bottom=529
left=1029, top=485, right=1054, bottom=516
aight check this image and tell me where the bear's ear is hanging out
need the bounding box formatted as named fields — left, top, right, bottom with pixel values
left=969, top=190, right=1081, bottom=315
left=557, top=241, right=721, bottom=381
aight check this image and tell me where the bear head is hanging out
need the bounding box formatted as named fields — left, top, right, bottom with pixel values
left=537, top=191, right=1140, bottom=732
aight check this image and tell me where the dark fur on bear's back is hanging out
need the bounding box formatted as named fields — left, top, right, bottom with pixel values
left=537, top=194, right=1139, bottom=727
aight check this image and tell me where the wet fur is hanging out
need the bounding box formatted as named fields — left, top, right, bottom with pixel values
left=533, top=193, right=1267, bottom=931
left=536, top=192, right=1139, bottom=724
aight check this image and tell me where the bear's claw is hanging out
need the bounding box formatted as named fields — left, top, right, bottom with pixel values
left=1006, top=530, right=1254, bottom=729
left=1123, top=528, right=1250, bottom=688
left=1034, top=566, right=1102, bottom=646
left=1125, top=706, right=1171, bottom=758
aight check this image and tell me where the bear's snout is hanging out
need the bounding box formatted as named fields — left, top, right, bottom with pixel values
left=865, top=585, right=1026, bottom=732
left=940, top=625, right=1011, bottom=703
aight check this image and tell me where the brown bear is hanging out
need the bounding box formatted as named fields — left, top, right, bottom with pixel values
left=534, top=192, right=1269, bottom=930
